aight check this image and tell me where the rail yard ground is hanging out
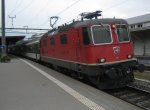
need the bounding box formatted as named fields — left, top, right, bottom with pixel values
left=134, top=71, right=150, bottom=81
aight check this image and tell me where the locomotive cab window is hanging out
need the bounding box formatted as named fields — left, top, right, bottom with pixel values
left=82, top=27, right=90, bottom=45
left=60, top=34, right=67, bottom=44
left=50, top=37, right=55, bottom=45
left=91, top=25, right=112, bottom=44
left=116, top=25, right=130, bottom=42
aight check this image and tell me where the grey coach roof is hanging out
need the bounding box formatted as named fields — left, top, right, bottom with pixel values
left=127, top=14, right=150, bottom=24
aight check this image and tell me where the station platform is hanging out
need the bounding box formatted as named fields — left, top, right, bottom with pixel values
left=0, top=56, right=143, bottom=110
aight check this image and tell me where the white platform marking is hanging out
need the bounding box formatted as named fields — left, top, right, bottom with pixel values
left=20, top=58, right=105, bottom=110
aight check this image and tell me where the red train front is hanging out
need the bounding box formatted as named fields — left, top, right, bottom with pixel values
left=40, top=11, right=144, bottom=89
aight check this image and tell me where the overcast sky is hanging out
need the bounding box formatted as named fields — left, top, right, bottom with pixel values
left=2, top=0, right=150, bottom=37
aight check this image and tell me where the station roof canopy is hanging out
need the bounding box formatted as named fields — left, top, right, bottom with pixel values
left=126, top=13, right=150, bottom=32
left=0, top=35, right=25, bottom=45
left=127, top=14, right=150, bottom=24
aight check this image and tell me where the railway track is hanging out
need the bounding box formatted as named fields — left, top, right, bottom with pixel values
left=104, top=86, right=150, bottom=110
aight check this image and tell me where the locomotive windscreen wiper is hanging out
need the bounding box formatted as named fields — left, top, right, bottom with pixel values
left=100, top=23, right=110, bottom=32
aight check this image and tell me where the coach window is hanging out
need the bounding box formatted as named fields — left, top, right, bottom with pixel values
left=82, top=27, right=90, bottom=45
left=50, top=37, right=55, bottom=45
left=60, top=34, right=67, bottom=44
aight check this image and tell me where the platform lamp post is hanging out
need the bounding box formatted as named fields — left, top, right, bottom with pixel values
left=1, top=0, right=6, bottom=56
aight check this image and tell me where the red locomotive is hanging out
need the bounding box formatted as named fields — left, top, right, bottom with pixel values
left=10, top=11, right=144, bottom=89
left=40, top=11, right=144, bottom=89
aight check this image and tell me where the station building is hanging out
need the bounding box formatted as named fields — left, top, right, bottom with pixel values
left=0, top=35, right=25, bottom=45
left=127, top=14, right=150, bottom=66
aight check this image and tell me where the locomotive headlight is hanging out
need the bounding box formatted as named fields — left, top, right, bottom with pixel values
left=127, top=54, right=132, bottom=59
left=99, top=58, right=106, bottom=63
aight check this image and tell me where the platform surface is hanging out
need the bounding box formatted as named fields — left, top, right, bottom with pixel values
left=0, top=57, right=143, bottom=110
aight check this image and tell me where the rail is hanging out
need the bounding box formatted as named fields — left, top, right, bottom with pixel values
left=104, top=86, right=150, bottom=110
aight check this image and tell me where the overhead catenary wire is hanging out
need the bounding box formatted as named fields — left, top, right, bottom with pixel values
left=7, top=0, right=130, bottom=38
left=37, top=0, right=128, bottom=28
left=37, top=0, right=81, bottom=28
left=8, top=0, right=24, bottom=15
left=103, top=0, right=129, bottom=11
left=1, top=30, right=36, bottom=34
left=3, top=31, right=37, bottom=34
left=28, top=0, right=50, bottom=23
left=14, top=0, right=36, bottom=15
left=57, top=0, right=81, bottom=16
left=3, top=29, right=46, bottom=34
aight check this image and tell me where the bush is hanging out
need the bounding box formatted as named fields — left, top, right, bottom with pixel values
left=0, top=55, right=11, bottom=63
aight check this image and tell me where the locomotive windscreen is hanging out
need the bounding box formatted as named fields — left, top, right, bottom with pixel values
left=91, top=25, right=112, bottom=44
left=115, top=25, right=130, bottom=42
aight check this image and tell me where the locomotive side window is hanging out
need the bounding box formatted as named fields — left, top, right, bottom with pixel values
left=82, top=27, right=90, bottom=45
left=50, top=37, right=55, bottom=45
left=60, top=34, right=67, bottom=44
left=116, top=25, right=130, bottom=42
left=91, top=25, right=112, bottom=44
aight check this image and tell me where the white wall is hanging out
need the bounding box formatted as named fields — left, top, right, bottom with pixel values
left=145, top=36, right=150, bottom=55
left=143, top=22, right=150, bottom=27
left=133, top=38, right=144, bottom=56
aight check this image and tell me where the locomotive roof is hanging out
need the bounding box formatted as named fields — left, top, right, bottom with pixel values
left=74, top=18, right=128, bottom=27
left=46, top=18, right=128, bottom=36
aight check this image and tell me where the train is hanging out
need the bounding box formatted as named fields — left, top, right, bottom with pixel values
left=10, top=11, right=145, bottom=89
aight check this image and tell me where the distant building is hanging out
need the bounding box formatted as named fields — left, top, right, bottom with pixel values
left=0, top=35, right=25, bottom=53
left=127, top=14, right=150, bottom=31
left=127, top=14, right=150, bottom=66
